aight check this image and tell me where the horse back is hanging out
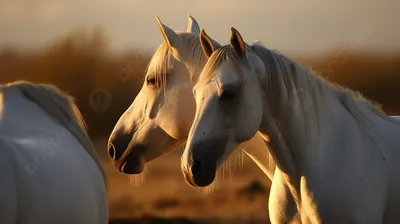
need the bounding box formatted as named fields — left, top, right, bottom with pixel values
left=0, top=89, right=108, bottom=223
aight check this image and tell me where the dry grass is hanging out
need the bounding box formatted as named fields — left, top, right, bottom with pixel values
left=93, top=138, right=272, bottom=223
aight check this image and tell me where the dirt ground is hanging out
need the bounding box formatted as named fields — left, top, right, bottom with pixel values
left=92, top=138, right=272, bottom=224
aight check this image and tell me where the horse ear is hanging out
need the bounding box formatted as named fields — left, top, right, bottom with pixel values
left=230, top=27, right=246, bottom=58
left=187, top=15, right=200, bottom=35
left=155, top=16, right=183, bottom=50
left=200, top=29, right=220, bottom=58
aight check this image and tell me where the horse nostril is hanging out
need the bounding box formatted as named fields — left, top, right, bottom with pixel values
left=191, top=160, right=202, bottom=176
left=107, top=143, right=116, bottom=160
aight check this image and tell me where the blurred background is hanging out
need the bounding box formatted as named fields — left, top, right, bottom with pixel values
left=1, top=0, right=399, bottom=223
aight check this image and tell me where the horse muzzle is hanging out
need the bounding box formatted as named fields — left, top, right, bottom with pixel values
left=109, top=142, right=147, bottom=175
left=182, top=159, right=217, bottom=187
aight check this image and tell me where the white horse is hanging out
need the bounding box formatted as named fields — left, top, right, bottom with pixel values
left=107, top=16, right=276, bottom=180
left=182, top=27, right=400, bottom=223
left=0, top=81, right=108, bottom=224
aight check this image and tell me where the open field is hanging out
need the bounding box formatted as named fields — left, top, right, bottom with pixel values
left=2, top=28, right=400, bottom=224
left=93, top=139, right=272, bottom=224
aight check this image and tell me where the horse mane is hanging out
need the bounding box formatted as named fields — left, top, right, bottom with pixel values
left=3, top=80, right=107, bottom=185
left=197, top=45, right=242, bottom=85
left=198, top=42, right=397, bottom=149
left=250, top=45, right=394, bottom=135
left=146, top=32, right=207, bottom=93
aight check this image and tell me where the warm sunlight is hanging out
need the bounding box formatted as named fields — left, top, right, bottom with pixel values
left=0, top=1, right=399, bottom=223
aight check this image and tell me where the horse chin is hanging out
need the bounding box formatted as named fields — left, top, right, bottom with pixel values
left=184, top=170, right=216, bottom=187
left=119, top=156, right=145, bottom=175
left=121, top=161, right=144, bottom=174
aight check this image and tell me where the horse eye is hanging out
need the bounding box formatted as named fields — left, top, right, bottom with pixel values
left=146, top=76, right=157, bottom=87
left=219, top=89, right=237, bottom=101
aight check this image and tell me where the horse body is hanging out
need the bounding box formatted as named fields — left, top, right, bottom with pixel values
left=182, top=27, right=400, bottom=223
left=267, top=97, right=400, bottom=223
left=0, top=82, right=107, bottom=224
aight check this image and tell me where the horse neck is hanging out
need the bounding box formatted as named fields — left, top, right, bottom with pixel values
left=257, top=53, right=342, bottom=188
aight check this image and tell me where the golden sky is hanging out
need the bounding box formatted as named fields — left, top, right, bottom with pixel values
left=0, top=0, right=399, bottom=55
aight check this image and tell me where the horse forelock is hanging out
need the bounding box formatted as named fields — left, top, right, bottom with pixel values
left=148, top=32, right=207, bottom=95
left=197, top=45, right=245, bottom=86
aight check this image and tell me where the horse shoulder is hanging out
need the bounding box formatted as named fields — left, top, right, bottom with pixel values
left=0, top=136, right=18, bottom=223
